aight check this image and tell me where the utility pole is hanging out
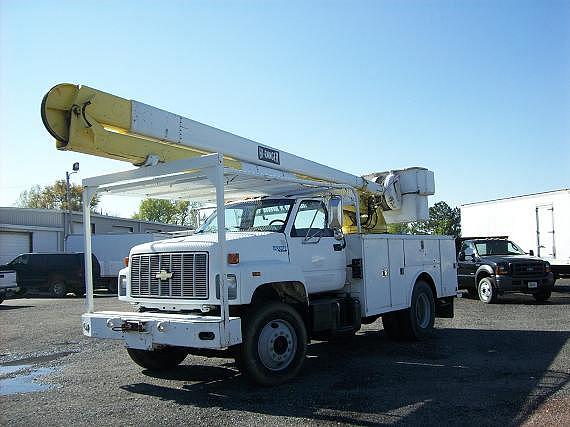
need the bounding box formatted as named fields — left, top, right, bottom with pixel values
left=65, top=162, right=80, bottom=250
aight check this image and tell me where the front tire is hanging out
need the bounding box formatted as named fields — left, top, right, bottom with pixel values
left=236, top=302, right=307, bottom=386
left=478, top=277, right=497, bottom=304
left=127, top=346, right=187, bottom=371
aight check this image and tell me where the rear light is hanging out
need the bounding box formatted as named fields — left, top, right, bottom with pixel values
left=123, top=257, right=129, bottom=267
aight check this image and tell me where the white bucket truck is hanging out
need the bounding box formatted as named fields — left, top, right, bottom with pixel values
left=41, top=84, right=458, bottom=385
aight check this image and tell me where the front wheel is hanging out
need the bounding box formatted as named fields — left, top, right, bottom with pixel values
left=478, top=277, right=497, bottom=304
left=127, top=346, right=187, bottom=371
left=236, top=302, right=307, bottom=386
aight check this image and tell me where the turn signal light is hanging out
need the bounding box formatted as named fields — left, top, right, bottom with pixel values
left=123, top=257, right=129, bottom=267
left=228, top=253, right=240, bottom=265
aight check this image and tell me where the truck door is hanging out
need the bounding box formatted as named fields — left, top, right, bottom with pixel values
left=287, top=200, right=346, bottom=294
left=457, top=241, right=477, bottom=289
left=536, top=204, right=555, bottom=258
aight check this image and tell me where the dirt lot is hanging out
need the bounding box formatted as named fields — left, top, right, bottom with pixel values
left=1, top=282, right=569, bottom=426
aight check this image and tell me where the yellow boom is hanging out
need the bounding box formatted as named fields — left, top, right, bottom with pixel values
left=41, top=83, right=216, bottom=166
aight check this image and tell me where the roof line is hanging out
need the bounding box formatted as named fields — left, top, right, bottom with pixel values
left=461, top=188, right=570, bottom=207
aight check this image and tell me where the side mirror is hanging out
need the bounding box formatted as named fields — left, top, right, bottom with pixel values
left=529, top=249, right=534, bottom=256
left=328, top=196, right=343, bottom=230
left=458, top=251, right=466, bottom=261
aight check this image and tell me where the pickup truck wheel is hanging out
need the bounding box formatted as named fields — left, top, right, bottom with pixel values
left=127, top=346, right=187, bottom=371
left=533, top=290, right=551, bottom=302
left=399, top=280, right=435, bottom=341
left=236, top=302, right=307, bottom=386
left=478, top=277, right=497, bottom=304
left=49, top=279, right=67, bottom=298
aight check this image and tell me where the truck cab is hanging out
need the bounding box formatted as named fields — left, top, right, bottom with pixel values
left=456, top=237, right=555, bottom=303
left=118, top=197, right=346, bottom=313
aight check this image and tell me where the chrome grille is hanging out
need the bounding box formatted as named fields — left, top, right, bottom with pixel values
left=130, top=252, right=208, bottom=299
left=512, top=262, right=545, bottom=278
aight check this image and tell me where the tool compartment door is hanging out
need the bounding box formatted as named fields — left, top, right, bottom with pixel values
left=362, top=238, right=391, bottom=315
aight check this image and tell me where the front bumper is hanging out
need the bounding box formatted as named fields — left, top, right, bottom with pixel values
left=81, top=311, right=242, bottom=350
left=495, top=273, right=555, bottom=294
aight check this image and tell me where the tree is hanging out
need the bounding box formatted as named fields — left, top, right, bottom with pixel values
left=132, top=199, right=200, bottom=228
left=387, top=201, right=461, bottom=238
left=17, top=180, right=99, bottom=211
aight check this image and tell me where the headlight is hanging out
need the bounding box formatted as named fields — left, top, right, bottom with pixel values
left=118, top=275, right=127, bottom=296
left=495, top=264, right=509, bottom=275
left=545, top=263, right=551, bottom=273
left=216, top=274, right=237, bottom=300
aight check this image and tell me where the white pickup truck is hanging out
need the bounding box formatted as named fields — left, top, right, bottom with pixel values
left=0, top=269, right=18, bottom=304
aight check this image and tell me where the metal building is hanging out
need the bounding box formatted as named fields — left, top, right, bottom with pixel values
left=0, top=207, right=188, bottom=265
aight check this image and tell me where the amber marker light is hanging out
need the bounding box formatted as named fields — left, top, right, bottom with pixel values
left=123, top=257, right=129, bottom=267
left=252, top=271, right=261, bottom=277
left=228, top=253, right=240, bottom=264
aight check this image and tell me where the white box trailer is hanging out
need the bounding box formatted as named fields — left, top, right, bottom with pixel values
left=66, top=233, right=185, bottom=291
left=461, top=189, right=570, bottom=280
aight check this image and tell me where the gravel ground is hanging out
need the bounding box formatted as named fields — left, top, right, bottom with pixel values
left=1, top=281, right=569, bottom=426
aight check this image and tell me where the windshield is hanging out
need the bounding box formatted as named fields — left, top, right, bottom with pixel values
left=196, top=199, right=294, bottom=234
left=474, top=240, right=525, bottom=256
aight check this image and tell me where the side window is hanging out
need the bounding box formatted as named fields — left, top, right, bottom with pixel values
left=292, top=200, right=331, bottom=238
left=461, top=241, right=476, bottom=258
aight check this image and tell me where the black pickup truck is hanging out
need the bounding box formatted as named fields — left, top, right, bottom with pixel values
left=456, top=237, right=555, bottom=303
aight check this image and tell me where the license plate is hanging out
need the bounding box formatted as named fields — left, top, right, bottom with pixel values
left=528, top=282, right=538, bottom=289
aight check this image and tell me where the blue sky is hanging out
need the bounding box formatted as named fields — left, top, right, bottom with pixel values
left=1, top=0, right=568, bottom=217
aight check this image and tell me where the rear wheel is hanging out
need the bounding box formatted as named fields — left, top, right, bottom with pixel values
left=127, top=346, right=187, bottom=371
left=478, top=277, right=497, bottom=304
left=533, top=290, right=551, bottom=302
left=236, top=302, right=307, bottom=386
left=398, top=280, right=435, bottom=341
left=49, top=279, right=67, bottom=298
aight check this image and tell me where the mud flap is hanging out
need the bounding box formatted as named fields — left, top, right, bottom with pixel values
left=435, top=296, right=454, bottom=318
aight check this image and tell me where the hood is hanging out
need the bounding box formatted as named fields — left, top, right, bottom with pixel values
left=130, top=231, right=290, bottom=263
left=480, top=255, right=546, bottom=264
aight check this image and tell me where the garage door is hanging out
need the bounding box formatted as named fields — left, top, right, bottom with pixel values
left=0, top=232, right=31, bottom=265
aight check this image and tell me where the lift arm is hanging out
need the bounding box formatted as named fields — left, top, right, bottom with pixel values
left=41, top=83, right=435, bottom=223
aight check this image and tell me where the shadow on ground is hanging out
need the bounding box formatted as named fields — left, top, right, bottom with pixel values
left=121, top=328, right=570, bottom=425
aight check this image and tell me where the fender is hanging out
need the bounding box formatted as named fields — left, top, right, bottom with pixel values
left=406, top=270, right=437, bottom=307
left=475, top=264, right=495, bottom=285
left=237, top=260, right=307, bottom=304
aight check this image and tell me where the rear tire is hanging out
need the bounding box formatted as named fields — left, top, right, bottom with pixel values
left=127, top=346, right=187, bottom=371
left=398, top=280, right=435, bottom=341
left=478, top=277, right=497, bottom=304
left=236, top=302, right=307, bottom=386
left=533, top=290, right=551, bottom=302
